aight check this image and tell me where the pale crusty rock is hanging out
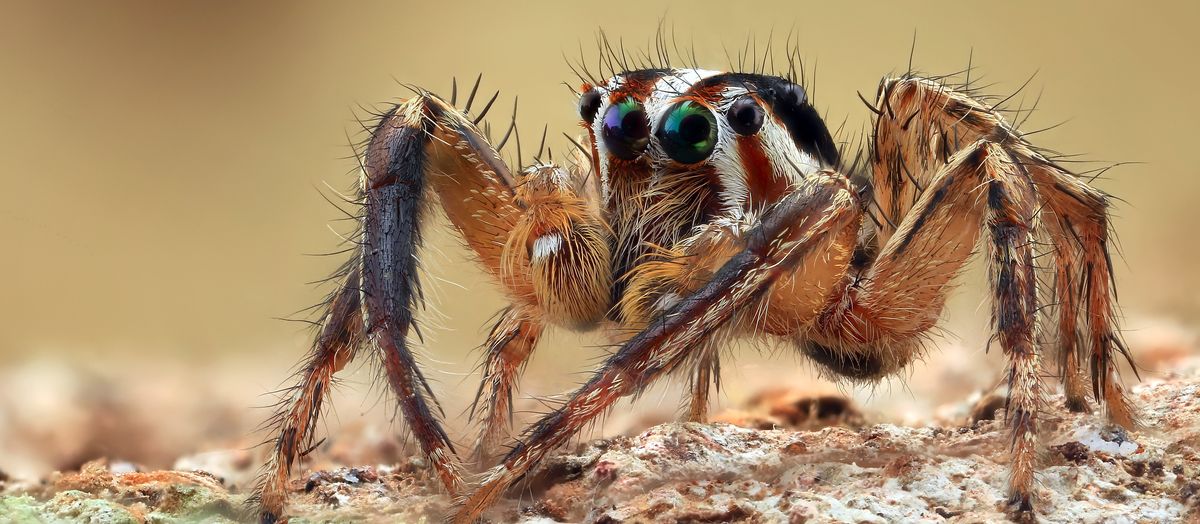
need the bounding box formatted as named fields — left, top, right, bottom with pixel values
left=2, top=365, right=1197, bottom=523
left=500, top=367, right=1200, bottom=523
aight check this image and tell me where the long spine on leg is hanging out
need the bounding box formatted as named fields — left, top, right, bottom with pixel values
left=361, top=103, right=463, bottom=495
left=252, top=268, right=364, bottom=523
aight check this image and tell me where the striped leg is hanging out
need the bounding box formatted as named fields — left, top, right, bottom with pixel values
left=255, top=87, right=533, bottom=522
left=812, top=140, right=1044, bottom=510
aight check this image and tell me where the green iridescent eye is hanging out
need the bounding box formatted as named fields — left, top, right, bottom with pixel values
left=656, top=100, right=717, bottom=164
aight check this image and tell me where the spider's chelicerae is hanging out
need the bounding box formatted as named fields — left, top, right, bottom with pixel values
left=251, top=43, right=1137, bottom=523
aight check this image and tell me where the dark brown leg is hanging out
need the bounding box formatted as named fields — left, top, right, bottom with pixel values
left=252, top=269, right=364, bottom=523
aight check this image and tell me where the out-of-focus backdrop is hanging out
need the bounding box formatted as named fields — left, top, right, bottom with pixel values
left=2, top=1, right=1197, bottom=481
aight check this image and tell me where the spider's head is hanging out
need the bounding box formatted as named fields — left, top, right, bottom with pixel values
left=578, top=68, right=839, bottom=214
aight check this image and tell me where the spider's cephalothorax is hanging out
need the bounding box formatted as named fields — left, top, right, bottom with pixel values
left=252, top=65, right=1136, bottom=523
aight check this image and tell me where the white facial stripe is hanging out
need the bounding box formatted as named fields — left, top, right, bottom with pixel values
left=710, top=84, right=822, bottom=212
left=591, top=87, right=614, bottom=204
left=650, top=69, right=722, bottom=104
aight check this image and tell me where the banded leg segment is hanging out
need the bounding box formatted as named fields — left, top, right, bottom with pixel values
left=1030, top=161, right=1136, bottom=426
left=986, top=164, right=1042, bottom=510
left=866, top=76, right=1134, bottom=424
left=452, top=174, right=861, bottom=523
left=253, top=269, right=364, bottom=523
left=815, top=140, right=1045, bottom=507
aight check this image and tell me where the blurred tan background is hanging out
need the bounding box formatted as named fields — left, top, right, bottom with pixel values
left=1, top=1, right=1197, bottom=480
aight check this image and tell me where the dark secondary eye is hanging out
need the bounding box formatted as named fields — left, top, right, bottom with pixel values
left=727, top=96, right=765, bottom=135
left=579, top=89, right=602, bottom=122
left=601, top=98, right=650, bottom=160
left=656, top=100, right=717, bottom=164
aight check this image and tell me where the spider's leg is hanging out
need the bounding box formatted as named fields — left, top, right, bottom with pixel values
left=252, top=268, right=364, bottom=523
left=813, top=139, right=1043, bottom=510
left=468, top=163, right=611, bottom=457
left=452, top=173, right=860, bottom=523
left=685, top=342, right=719, bottom=422
left=1030, top=161, right=1135, bottom=425
left=360, top=92, right=612, bottom=492
left=470, top=304, right=542, bottom=460
left=361, top=95, right=493, bottom=497
left=616, top=230, right=729, bottom=424
left=866, top=76, right=1134, bottom=425
left=1043, top=207, right=1093, bottom=412
left=986, top=159, right=1043, bottom=513
left=805, top=75, right=1134, bottom=514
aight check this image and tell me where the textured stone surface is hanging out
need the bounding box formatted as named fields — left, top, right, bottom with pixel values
left=3, top=362, right=1198, bottom=523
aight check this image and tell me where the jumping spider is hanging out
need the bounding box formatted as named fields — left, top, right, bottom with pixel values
left=252, top=45, right=1137, bottom=522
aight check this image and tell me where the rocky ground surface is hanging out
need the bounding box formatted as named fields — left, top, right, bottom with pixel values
left=2, top=358, right=1198, bottom=523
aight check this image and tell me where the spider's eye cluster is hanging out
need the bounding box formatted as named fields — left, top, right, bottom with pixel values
left=656, top=100, right=717, bottom=164
left=601, top=98, right=650, bottom=160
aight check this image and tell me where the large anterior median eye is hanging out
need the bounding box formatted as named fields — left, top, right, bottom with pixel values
left=656, top=100, right=718, bottom=164
left=601, top=98, right=649, bottom=160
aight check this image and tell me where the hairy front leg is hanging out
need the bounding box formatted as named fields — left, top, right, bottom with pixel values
left=452, top=173, right=860, bottom=523
left=254, top=86, right=556, bottom=521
